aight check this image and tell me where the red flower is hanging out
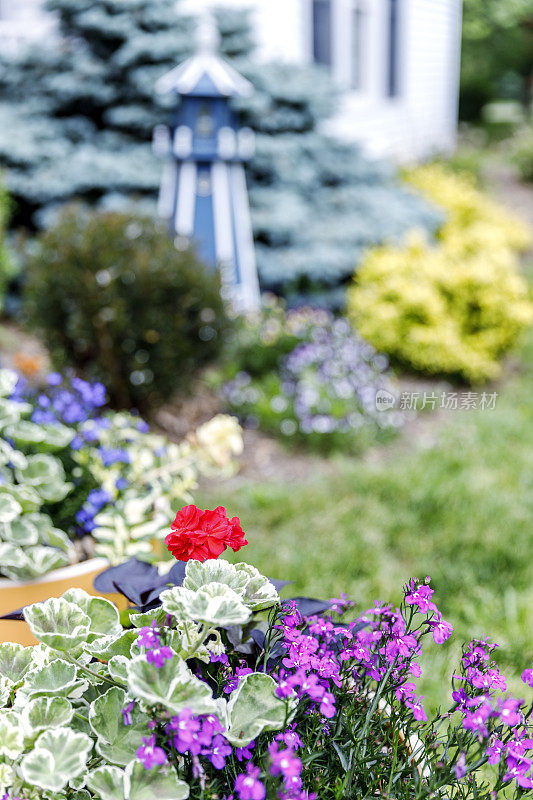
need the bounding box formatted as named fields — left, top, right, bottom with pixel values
left=165, top=504, right=248, bottom=563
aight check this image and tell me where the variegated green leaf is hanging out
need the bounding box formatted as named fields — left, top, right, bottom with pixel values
left=24, top=598, right=91, bottom=651
left=127, top=655, right=218, bottom=717
left=20, top=727, right=93, bottom=792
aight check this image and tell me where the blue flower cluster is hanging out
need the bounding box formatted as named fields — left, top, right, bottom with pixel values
left=18, top=372, right=107, bottom=426
left=75, top=488, right=111, bottom=533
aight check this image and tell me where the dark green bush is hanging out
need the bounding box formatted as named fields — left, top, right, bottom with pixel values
left=24, top=207, right=230, bottom=409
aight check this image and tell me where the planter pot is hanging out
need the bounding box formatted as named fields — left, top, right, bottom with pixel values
left=0, top=558, right=128, bottom=646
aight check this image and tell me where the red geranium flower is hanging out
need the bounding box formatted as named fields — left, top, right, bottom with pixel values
left=165, top=504, right=248, bottom=563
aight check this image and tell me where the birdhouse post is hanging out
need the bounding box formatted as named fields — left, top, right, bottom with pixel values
left=153, top=16, right=260, bottom=314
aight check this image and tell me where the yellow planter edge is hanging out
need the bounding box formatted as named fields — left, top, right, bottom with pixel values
left=0, top=558, right=128, bottom=647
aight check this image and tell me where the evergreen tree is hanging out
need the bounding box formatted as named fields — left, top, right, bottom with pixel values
left=0, top=2, right=441, bottom=305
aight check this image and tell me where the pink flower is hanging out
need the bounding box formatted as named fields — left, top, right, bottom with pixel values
left=431, top=613, right=453, bottom=644
left=521, top=668, right=533, bottom=688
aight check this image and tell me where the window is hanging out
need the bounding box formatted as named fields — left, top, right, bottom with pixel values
left=196, top=103, right=214, bottom=139
left=351, top=2, right=364, bottom=90
left=312, top=0, right=332, bottom=67
left=386, top=0, right=400, bottom=97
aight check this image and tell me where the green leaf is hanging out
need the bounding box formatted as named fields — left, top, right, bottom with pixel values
left=127, top=655, right=218, bottom=717
left=36, top=480, right=73, bottom=503
left=86, top=765, right=126, bottom=800
left=0, top=642, right=33, bottom=683
left=5, top=420, right=46, bottom=447
left=129, top=608, right=168, bottom=629
left=15, top=453, right=65, bottom=485
left=0, top=492, right=22, bottom=523
left=0, top=763, right=14, bottom=793
left=0, top=369, right=18, bottom=397
left=183, top=559, right=249, bottom=595
left=24, top=598, right=91, bottom=651
left=62, top=589, right=122, bottom=639
left=0, top=712, right=24, bottom=757
left=40, top=423, right=74, bottom=452
left=20, top=727, right=93, bottom=792
left=2, top=545, right=71, bottom=581
left=108, top=655, right=129, bottom=684
left=0, top=677, right=11, bottom=707
left=225, top=673, right=292, bottom=746
left=23, top=660, right=82, bottom=698
left=89, top=687, right=149, bottom=767
left=2, top=516, right=39, bottom=545
left=1, top=482, right=41, bottom=511
left=160, top=583, right=251, bottom=626
left=234, top=563, right=280, bottom=610
left=126, top=761, right=190, bottom=800
left=84, top=630, right=138, bottom=661
left=22, top=696, right=73, bottom=737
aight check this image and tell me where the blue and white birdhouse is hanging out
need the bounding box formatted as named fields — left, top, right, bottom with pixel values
left=153, top=16, right=260, bottom=314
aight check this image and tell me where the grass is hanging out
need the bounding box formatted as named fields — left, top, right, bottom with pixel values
left=198, top=319, right=533, bottom=713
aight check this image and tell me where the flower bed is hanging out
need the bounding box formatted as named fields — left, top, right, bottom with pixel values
left=216, top=302, right=403, bottom=453
left=1, top=506, right=532, bottom=799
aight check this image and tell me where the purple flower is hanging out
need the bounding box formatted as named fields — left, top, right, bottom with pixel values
left=204, top=733, right=232, bottom=769
left=486, top=738, right=505, bottom=765
left=147, top=645, right=174, bottom=669
left=268, top=743, right=302, bottom=779
left=235, top=764, right=266, bottom=800
left=235, top=740, right=255, bottom=762
left=521, top=668, right=533, bottom=688
left=431, top=613, right=453, bottom=644
left=319, top=691, right=336, bottom=719
left=121, top=701, right=135, bottom=726
left=497, top=698, right=523, bottom=728
left=167, top=709, right=203, bottom=755
left=136, top=734, right=167, bottom=770
left=404, top=582, right=436, bottom=614
left=454, top=752, right=467, bottom=779
left=136, top=622, right=160, bottom=649
left=462, top=703, right=491, bottom=737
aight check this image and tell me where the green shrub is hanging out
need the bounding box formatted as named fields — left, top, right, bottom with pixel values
left=23, top=207, right=230, bottom=409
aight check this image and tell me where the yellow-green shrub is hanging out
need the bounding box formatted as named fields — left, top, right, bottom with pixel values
left=347, top=166, right=533, bottom=383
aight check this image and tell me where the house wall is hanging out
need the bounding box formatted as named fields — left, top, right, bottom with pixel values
left=0, top=0, right=55, bottom=54
left=181, top=0, right=463, bottom=162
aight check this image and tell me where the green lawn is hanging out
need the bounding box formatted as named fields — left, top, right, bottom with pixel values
left=198, top=317, right=533, bottom=712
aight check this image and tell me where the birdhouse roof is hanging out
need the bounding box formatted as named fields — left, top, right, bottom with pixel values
left=156, top=53, right=253, bottom=98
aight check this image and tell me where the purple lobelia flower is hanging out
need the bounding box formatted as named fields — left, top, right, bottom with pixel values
left=235, top=764, right=265, bottom=800
left=137, top=734, right=167, bottom=769
left=121, top=701, right=135, bottom=726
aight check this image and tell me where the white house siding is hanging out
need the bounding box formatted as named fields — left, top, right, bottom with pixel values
left=0, top=0, right=55, bottom=55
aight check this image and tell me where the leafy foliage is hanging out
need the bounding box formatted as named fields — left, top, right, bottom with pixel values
left=347, top=165, right=533, bottom=383
left=23, top=208, right=230, bottom=409
left=460, top=0, right=533, bottom=120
